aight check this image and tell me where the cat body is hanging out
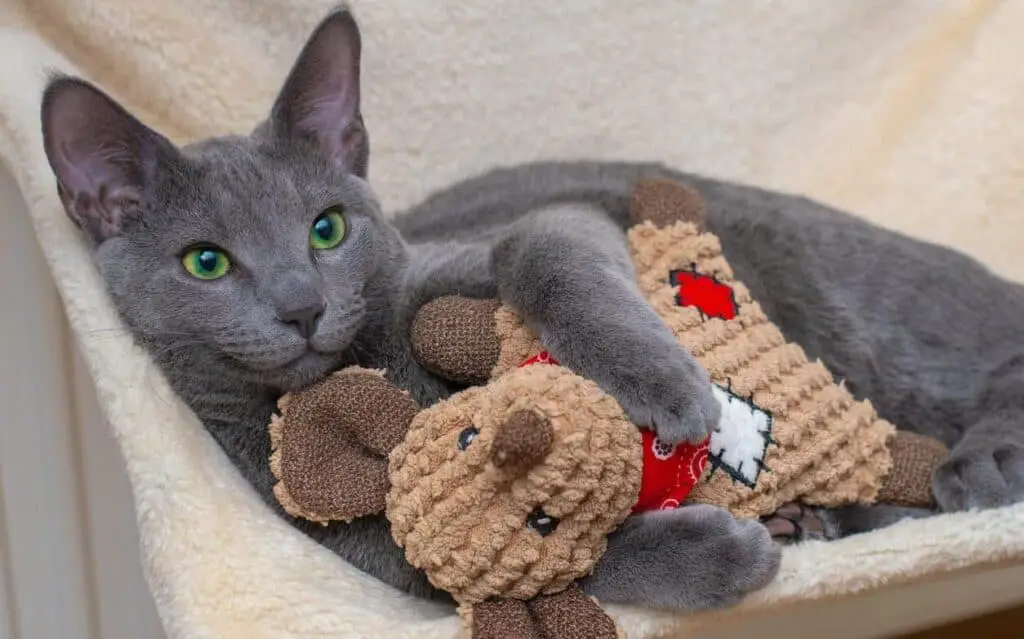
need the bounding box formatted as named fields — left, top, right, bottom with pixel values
left=40, top=6, right=1024, bottom=613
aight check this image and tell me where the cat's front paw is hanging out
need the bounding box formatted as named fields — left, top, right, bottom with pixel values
left=583, top=505, right=781, bottom=611
left=610, top=343, right=720, bottom=445
left=932, top=439, right=1024, bottom=511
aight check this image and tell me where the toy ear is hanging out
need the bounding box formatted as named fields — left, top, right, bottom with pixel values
left=630, top=177, right=707, bottom=230
left=411, top=296, right=503, bottom=385
left=270, top=367, right=417, bottom=523
left=877, top=431, right=950, bottom=507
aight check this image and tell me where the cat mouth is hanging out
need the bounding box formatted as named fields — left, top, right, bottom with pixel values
left=273, top=348, right=346, bottom=391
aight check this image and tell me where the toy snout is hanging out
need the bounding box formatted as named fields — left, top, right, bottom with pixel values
left=490, top=410, right=554, bottom=474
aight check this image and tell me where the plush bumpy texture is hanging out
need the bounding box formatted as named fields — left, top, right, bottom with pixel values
left=386, top=363, right=642, bottom=604
left=628, top=181, right=899, bottom=517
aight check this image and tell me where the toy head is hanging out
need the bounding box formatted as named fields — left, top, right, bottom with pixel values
left=387, top=363, right=642, bottom=604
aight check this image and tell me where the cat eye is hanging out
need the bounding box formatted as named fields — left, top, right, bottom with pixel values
left=310, top=207, right=347, bottom=250
left=526, top=507, right=559, bottom=537
left=182, top=246, right=232, bottom=280
left=457, top=426, right=479, bottom=451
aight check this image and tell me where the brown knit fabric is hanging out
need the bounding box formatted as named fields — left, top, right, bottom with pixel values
left=387, top=364, right=642, bottom=604
left=627, top=219, right=897, bottom=518
left=877, top=431, right=949, bottom=507
left=528, top=586, right=621, bottom=639
left=411, top=296, right=503, bottom=385
left=629, top=177, right=707, bottom=230
left=467, top=599, right=539, bottom=639
left=269, top=367, right=418, bottom=524
left=490, top=410, right=555, bottom=472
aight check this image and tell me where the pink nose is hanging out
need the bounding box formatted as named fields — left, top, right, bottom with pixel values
left=490, top=410, right=554, bottom=473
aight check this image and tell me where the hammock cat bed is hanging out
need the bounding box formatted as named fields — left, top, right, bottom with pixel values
left=2, top=2, right=1024, bottom=637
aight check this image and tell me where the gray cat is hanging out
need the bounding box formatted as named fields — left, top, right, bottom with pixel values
left=40, top=6, right=1024, bottom=613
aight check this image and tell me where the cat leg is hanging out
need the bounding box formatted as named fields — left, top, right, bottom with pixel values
left=490, top=204, right=719, bottom=444
left=580, top=505, right=780, bottom=611
left=933, top=409, right=1024, bottom=512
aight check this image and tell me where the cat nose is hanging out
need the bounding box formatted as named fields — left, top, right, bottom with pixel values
left=279, top=302, right=325, bottom=339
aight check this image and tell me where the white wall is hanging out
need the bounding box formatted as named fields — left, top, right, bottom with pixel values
left=0, top=163, right=164, bottom=638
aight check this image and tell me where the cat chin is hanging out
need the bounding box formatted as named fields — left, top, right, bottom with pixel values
left=267, top=349, right=347, bottom=392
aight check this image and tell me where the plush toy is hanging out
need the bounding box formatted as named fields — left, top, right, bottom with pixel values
left=267, top=177, right=950, bottom=638
left=271, top=363, right=629, bottom=638
left=403, top=178, right=949, bottom=519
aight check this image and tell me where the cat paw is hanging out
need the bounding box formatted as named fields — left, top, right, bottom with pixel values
left=583, top=505, right=780, bottom=611
left=761, top=502, right=831, bottom=544
left=932, top=440, right=1024, bottom=511
left=609, top=343, right=720, bottom=445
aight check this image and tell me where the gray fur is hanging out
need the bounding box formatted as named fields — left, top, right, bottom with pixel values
left=39, top=5, right=1024, bottom=612
left=582, top=506, right=778, bottom=610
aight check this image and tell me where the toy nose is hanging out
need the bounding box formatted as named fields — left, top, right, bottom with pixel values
left=490, top=410, right=553, bottom=473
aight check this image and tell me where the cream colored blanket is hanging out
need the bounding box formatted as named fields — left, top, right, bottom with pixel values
left=2, top=1, right=1024, bottom=637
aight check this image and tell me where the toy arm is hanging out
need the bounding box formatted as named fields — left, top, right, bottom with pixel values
left=411, top=296, right=508, bottom=384
left=877, top=430, right=949, bottom=507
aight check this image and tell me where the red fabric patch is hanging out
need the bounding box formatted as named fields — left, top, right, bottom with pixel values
left=670, top=269, right=738, bottom=320
left=633, top=430, right=710, bottom=513
left=519, top=351, right=559, bottom=367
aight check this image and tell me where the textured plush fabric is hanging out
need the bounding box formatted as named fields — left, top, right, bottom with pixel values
left=629, top=219, right=897, bottom=517
left=3, top=1, right=1024, bottom=638
left=388, top=364, right=642, bottom=605
left=411, top=297, right=503, bottom=385
left=271, top=368, right=417, bottom=524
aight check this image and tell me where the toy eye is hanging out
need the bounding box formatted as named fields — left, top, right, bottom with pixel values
left=457, top=426, right=479, bottom=451
left=526, top=507, right=559, bottom=537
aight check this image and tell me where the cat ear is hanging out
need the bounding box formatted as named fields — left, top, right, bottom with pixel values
left=269, top=7, right=369, bottom=177
left=41, top=76, right=180, bottom=243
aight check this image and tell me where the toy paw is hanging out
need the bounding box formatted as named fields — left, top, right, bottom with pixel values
left=411, top=296, right=503, bottom=384
left=629, top=177, right=706, bottom=229
left=878, top=430, right=950, bottom=508
left=269, top=366, right=418, bottom=523
left=527, top=586, right=621, bottom=639
left=467, top=586, right=620, bottom=639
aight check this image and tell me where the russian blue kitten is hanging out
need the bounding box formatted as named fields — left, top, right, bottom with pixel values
left=40, top=6, right=1024, bottom=611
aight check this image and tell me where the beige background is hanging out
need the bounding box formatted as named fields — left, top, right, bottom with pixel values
left=2, top=1, right=1024, bottom=638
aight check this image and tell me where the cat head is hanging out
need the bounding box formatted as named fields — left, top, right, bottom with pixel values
left=40, top=7, right=400, bottom=391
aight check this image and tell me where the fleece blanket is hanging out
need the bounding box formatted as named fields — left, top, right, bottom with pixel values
left=2, top=0, right=1024, bottom=637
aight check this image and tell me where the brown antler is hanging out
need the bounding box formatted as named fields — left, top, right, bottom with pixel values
left=270, top=367, right=418, bottom=523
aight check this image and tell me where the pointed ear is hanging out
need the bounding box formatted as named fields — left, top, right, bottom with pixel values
left=269, top=7, right=368, bottom=177
left=40, top=76, right=180, bottom=244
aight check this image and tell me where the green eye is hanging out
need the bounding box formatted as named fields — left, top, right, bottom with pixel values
left=310, top=208, right=347, bottom=250
left=182, top=246, right=231, bottom=280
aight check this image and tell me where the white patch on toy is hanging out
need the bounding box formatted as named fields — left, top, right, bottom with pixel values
left=708, top=384, right=774, bottom=487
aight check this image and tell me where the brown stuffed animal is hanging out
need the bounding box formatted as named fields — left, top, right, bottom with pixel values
left=272, top=362, right=632, bottom=638
left=267, top=177, right=951, bottom=638
left=407, top=178, right=950, bottom=520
